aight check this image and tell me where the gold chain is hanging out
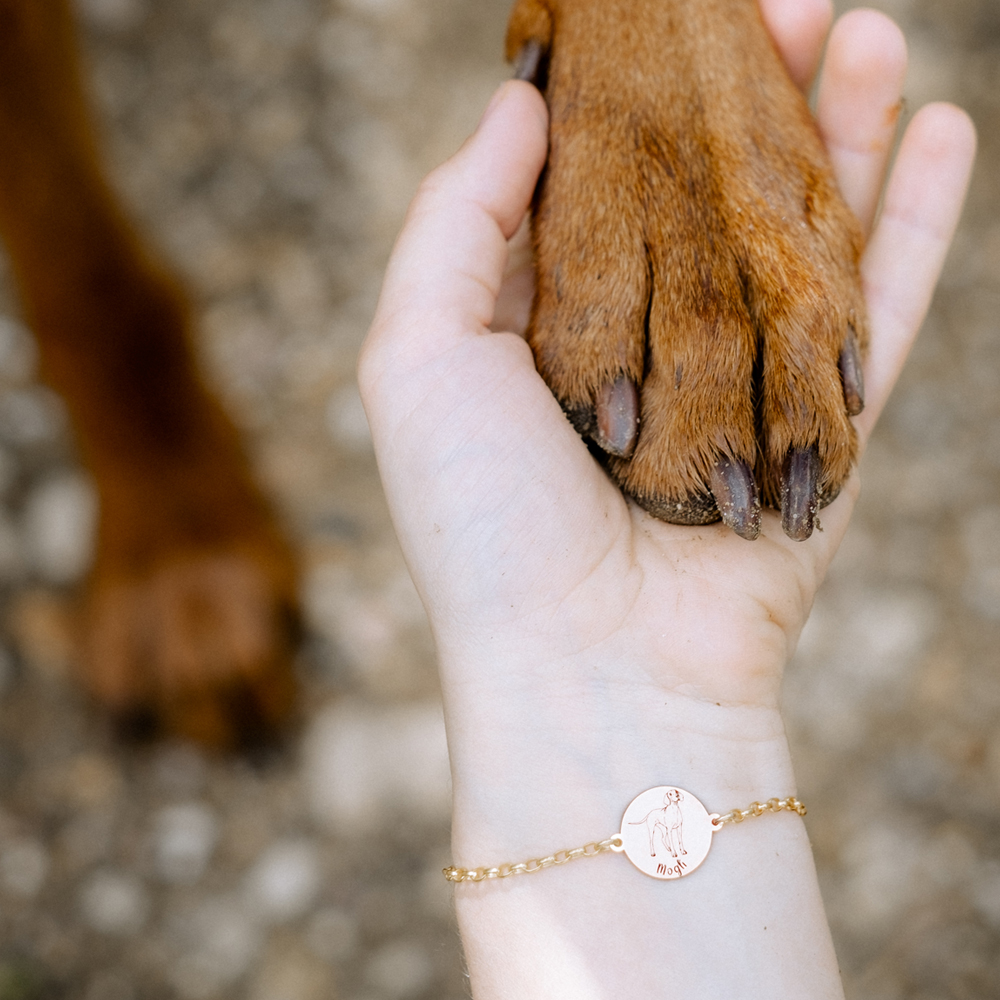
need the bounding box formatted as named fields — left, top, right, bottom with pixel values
left=443, top=795, right=806, bottom=883
left=443, top=836, right=623, bottom=883
left=710, top=796, right=807, bottom=829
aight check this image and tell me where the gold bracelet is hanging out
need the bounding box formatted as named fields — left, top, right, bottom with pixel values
left=444, top=786, right=806, bottom=883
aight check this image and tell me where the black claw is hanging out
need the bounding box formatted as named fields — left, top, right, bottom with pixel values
left=839, top=328, right=865, bottom=417
left=781, top=447, right=821, bottom=541
left=513, top=39, right=547, bottom=88
left=708, top=456, right=760, bottom=540
left=594, top=377, right=639, bottom=458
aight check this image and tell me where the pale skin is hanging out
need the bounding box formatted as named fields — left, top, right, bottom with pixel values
left=359, top=1, right=976, bottom=996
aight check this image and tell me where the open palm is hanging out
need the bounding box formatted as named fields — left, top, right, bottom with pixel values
left=360, top=3, right=974, bottom=750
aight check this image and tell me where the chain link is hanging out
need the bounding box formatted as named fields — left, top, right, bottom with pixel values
left=709, top=796, right=807, bottom=830
left=443, top=836, right=624, bottom=883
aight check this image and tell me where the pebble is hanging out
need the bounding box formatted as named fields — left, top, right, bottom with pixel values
left=839, top=822, right=924, bottom=934
left=0, top=316, right=38, bottom=383
left=0, top=510, right=24, bottom=583
left=364, top=939, right=435, bottom=1000
left=0, top=387, right=67, bottom=446
left=79, top=870, right=150, bottom=936
left=0, top=838, right=49, bottom=898
left=153, top=803, right=219, bottom=885
left=75, top=0, right=148, bottom=32
left=305, top=906, right=359, bottom=963
left=21, top=473, right=98, bottom=585
left=304, top=700, right=451, bottom=833
left=244, top=839, right=322, bottom=924
left=249, top=939, right=333, bottom=1000
left=152, top=743, right=209, bottom=798
left=167, top=896, right=263, bottom=999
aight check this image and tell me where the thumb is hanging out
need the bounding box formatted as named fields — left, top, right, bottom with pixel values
left=361, top=80, right=548, bottom=389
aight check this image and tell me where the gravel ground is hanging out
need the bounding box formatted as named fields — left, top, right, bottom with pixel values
left=0, top=0, right=994, bottom=997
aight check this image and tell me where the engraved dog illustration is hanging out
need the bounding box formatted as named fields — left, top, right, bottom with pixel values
left=630, top=789, right=688, bottom=859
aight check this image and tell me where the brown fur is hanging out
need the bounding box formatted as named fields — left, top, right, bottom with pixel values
left=507, top=0, right=867, bottom=520
left=0, top=0, right=299, bottom=748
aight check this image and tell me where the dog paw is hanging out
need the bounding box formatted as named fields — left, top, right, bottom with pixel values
left=79, top=489, right=300, bottom=750
left=507, top=0, right=866, bottom=540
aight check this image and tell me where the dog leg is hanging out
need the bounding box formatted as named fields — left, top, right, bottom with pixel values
left=0, top=0, right=299, bottom=747
left=507, top=0, right=866, bottom=540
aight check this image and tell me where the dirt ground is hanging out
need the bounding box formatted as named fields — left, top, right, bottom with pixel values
left=0, top=0, right=995, bottom=997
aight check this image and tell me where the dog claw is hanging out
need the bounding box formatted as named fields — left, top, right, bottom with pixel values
left=594, top=377, right=639, bottom=458
left=708, top=455, right=760, bottom=540
left=839, top=329, right=865, bottom=417
left=513, top=39, right=547, bottom=87
left=781, top=447, right=821, bottom=541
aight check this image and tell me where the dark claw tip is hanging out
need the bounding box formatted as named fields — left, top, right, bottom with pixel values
left=781, top=447, right=821, bottom=541
left=594, top=377, right=639, bottom=458
left=839, top=329, right=865, bottom=417
left=513, top=39, right=546, bottom=87
left=708, top=455, right=760, bottom=540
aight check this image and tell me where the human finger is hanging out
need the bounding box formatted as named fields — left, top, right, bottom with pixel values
left=855, top=102, right=977, bottom=441
left=757, top=0, right=832, bottom=91
left=817, top=9, right=908, bottom=234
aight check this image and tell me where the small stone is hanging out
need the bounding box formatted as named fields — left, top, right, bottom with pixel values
left=65, top=753, right=123, bottom=810
left=59, top=810, right=116, bottom=871
left=249, top=938, right=333, bottom=1000
left=304, top=700, right=451, bottom=834
left=79, top=870, right=150, bottom=935
left=84, top=972, right=134, bottom=1000
left=0, top=511, right=24, bottom=583
left=167, top=897, right=263, bottom=999
left=244, top=839, right=322, bottom=924
left=152, top=742, right=208, bottom=797
left=0, top=317, right=37, bottom=382
left=0, top=838, right=49, bottom=898
left=153, top=803, right=219, bottom=885
left=74, top=0, right=148, bottom=31
left=7, top=590, right=75, bottom=681
left=364, top=940, right=435, bottom=1000
left=305, top=906, right=358, bottom=963
left=21, top=473, right=98, bottom=585
left=0, top=646, right=14, bottom=697
left=0, top=387, right=67, bottom=446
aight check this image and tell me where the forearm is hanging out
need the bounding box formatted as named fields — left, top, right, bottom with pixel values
left=443, top=666, right=844, bottom=1000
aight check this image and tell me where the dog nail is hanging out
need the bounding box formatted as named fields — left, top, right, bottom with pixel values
left=594, top=377, right=639, bottom=458
left=708, top=456, right=760, bottom=540
left=839, top=329, right=865, bottom=416
left=513, top=39, right=546, bottom=87
left=781, top=447, right=820, bottom=541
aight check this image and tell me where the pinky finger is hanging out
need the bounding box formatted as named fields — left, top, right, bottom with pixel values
left=856, top=102, right=977, bottom=442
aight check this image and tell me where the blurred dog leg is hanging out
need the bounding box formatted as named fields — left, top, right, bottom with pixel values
left=0, top=0, right=300, bottom=748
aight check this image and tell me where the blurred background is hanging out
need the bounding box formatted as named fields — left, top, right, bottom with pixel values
left=0, top=0, right=993, bottom=996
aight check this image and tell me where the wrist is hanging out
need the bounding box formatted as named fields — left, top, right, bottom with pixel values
left=445, top=674, right=795, bottom=866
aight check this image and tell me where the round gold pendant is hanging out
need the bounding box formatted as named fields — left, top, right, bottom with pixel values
left=615, top=786, right=715, bottom=879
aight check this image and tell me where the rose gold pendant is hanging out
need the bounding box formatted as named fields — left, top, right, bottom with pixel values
left=611, top=786, right=716, bottom=879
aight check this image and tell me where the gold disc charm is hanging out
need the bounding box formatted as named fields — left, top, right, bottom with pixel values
left=614, top=786, right=715, bottom=879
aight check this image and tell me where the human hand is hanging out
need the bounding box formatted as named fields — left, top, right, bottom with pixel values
left=361, top=0, right=973, bottom=742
